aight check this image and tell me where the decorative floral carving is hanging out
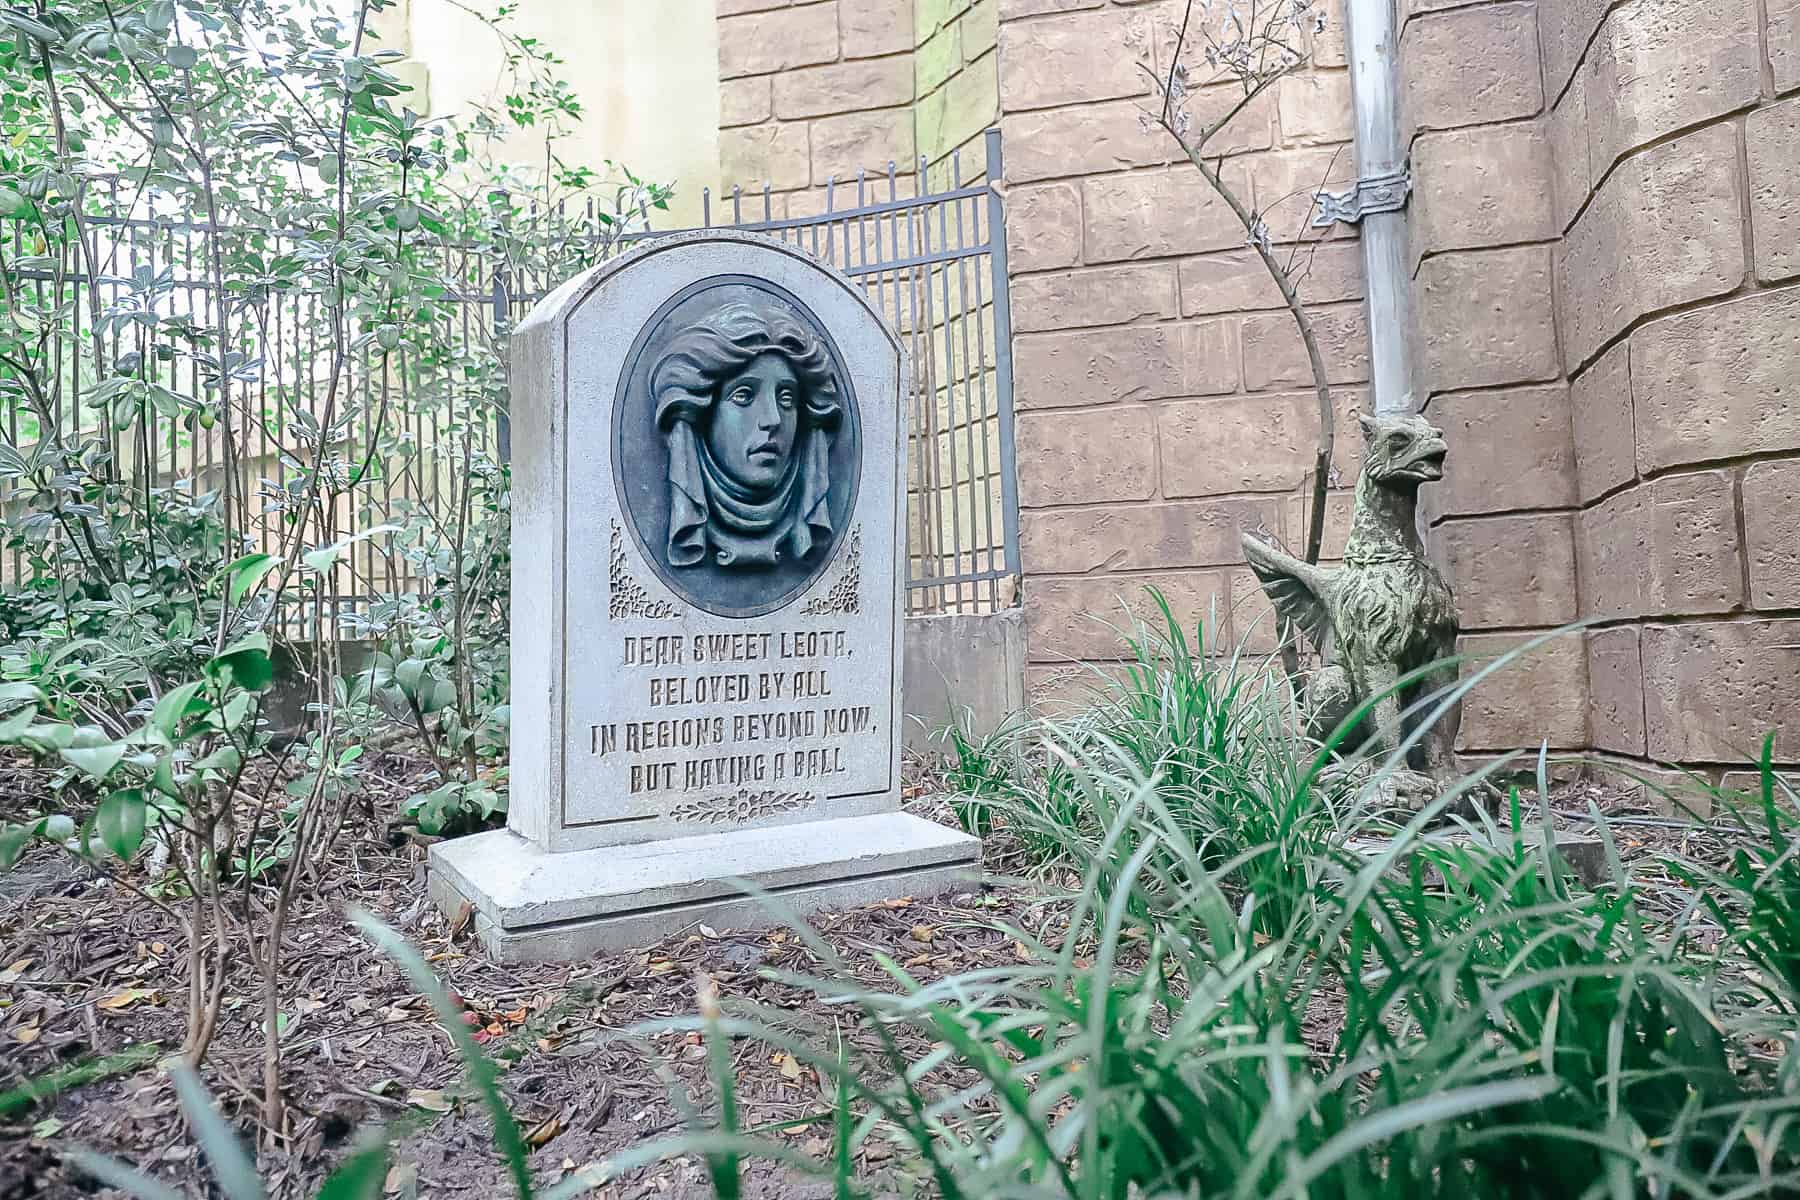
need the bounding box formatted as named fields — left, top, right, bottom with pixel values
left=610, top=521, right=681, bottom=620
left=670, top=786, right=814, bottom=826
left=800, top=526, right=861, bottom=616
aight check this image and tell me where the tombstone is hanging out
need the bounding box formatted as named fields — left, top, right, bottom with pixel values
left=429, top=231, right=982, bottom=962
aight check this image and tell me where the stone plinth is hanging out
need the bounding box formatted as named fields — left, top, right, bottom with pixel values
left=432, top=812, right=977, bottom=960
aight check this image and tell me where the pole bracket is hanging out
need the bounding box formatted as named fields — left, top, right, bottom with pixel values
left=1312, top=168, right=1412, bottom=228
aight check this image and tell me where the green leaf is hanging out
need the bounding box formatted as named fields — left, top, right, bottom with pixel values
left=61, top=742, right=127, bottom=782
left=97, top=789, right=147, bottom=860
left=0, top=11, right=60, bottom=44
left=166, top=43, right=197, bottom=69
left=0, top=706, right=35, bottom=743
left=221, top=692, right=254, bottom=731
left=169, top=1066, right=266, bottom=1200
left=0, top=682, right=39, bottom=713
left=314, top=1141, right=389, bottom=1200
left=207, top=634, right=274, bottom=693
left=353, top=912, right=533, bottom=1199
left=375, top=324, right=400, bottom=351
left=0, top=187, right=27, bottom=217
left=63, top=1150, right=187, bottom=1200
left=302, top=524, right=399, bottom=575
left=196, top=744, right=243, bottom=777
left=151, top=755, right=181, bottom=799
left=0, top=825, right=29, bottom=872
left=419, top=676, right=455, bottom=716
left=538, top=1174, right=600, bottom=1200
left=224, top=553, right=277, bottom=606
left=394, top=658, right=427, bottom=699
left=149, top=680, right=206, bottom=740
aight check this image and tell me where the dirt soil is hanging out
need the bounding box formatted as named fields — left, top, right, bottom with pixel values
left=0, top=755, right=1726, bottom=1200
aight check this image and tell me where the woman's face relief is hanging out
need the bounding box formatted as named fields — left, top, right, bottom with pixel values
left=707, top=351, right=800, bottom=492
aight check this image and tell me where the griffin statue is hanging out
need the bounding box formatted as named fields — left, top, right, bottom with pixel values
left=1242, top=412, right=1461, bottom=797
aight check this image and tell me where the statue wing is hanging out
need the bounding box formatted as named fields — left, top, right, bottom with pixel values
left=1240, top=533, right=1335, bottom=655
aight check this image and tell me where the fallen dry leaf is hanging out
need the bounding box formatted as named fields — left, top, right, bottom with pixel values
left=525, top=1113, right=564, bottom=1148
left=384, top=1160, right=418, bottom=1194
left=13, top=1022, right=40, bottom=1044
left=407, top=1088, right=453, bottom=1113
left=96, top=988, right=157, bottom=1011
left=778, top=1052, right=802, bottom=1081
left=909, top=925, right=936, bottom=944
left=0, top=958, right=32, bottom=984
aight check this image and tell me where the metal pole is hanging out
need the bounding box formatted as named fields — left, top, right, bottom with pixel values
left=982, top=127, right=1022, bottom=583
left=1344, top=0, right=1416, bottom=414
left=493, top=268, right=512, bottom=463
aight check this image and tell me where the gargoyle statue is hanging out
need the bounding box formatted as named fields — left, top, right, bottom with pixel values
left=1242, top=412, right=1461, bottom=792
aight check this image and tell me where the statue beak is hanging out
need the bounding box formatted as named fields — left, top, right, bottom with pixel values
left=1409, top=446, right=1448, bottom=481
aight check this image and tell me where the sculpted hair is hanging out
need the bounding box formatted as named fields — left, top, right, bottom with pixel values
left=652, top=301, right=842, bottom=431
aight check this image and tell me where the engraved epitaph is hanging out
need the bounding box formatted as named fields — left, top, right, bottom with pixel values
left=428, top=233, right=979, bottom=962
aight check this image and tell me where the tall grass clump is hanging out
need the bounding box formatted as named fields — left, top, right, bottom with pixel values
left=942, top=590, right=1387, bottom=933
left=628, top=600, right=1800, bottom=1198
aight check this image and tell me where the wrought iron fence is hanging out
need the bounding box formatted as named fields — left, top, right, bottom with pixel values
left=1, top=131, right=1021, bottom=619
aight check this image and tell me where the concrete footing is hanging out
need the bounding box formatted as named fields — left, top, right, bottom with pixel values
left=901, top=609, right=1026, bottom=756
left=428, top=812, right=982, bottom=962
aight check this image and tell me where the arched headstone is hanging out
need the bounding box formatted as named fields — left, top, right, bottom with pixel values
left=430, top=232, right=980, bottom=961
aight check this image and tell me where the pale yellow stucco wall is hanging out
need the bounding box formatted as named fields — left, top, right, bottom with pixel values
left=386, top=0, right=720, bottom=227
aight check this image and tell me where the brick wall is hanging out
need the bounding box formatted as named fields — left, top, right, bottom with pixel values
left=1404, top=0, right=1800, bottom=787
left=994, top=0, right=1365, bottom=699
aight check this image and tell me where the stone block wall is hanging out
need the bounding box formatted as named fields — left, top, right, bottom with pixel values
left=916, top=0, right=999, bottom=178
left=1404, top=0, right=1800, bottom=784
left=994, top=0, right=1367, bottom=696
left=716, top=0, right=998, bottom=211
left=1556, top=0, right=1800, bottom=780
left=706, top=0, right=1800, bottom=783
left=718, top=0, right=917, bottom=215
left=1399, top=0, right=1586, bottom=756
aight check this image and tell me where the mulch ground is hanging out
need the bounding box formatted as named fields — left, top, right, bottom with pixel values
left=0, top=754, right=1073, bottom=1200
left=0, top=751, right=1732, bottom=1200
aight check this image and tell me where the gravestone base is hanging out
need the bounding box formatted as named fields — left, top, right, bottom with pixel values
left=429, top=812, right=981, bottom=963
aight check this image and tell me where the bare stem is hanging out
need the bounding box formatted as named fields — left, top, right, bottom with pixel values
left=1157, top=2, right=1334, bottom=567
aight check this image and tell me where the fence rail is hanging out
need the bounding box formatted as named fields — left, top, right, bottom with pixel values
left=1, top=131, right=1021, bottom=620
